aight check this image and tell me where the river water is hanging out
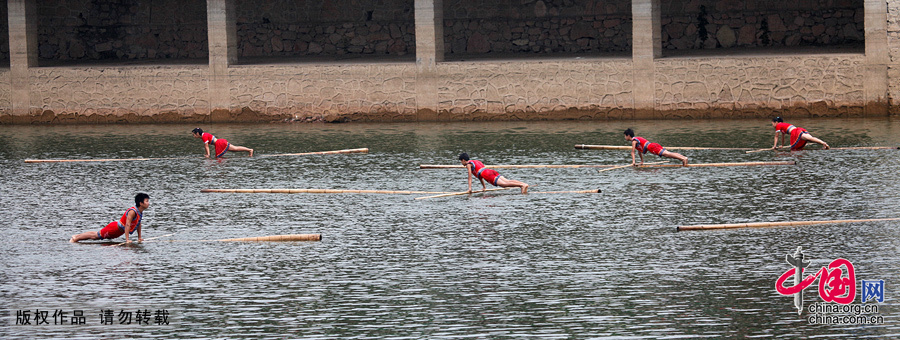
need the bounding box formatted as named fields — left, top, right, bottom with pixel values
left=1, top=118, right=899, bottom=338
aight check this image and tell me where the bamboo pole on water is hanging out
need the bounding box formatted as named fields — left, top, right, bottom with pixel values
left=597, top=161, right=668, bottom=173
left=415, top=188, right=515, bottom=200
left=596, top=164, right=632, bottom=173
left=746, top=146, right=900, bottom=153
left=111, top=233, right=176, bottom=247
left=575, top=144, right=753, bottom=151
left=25, top=157, right=185, bottom=163
left=218, top=234, right=321, bottom=242
left=28, top=148, right=369, bottom=163
left=153, top=234, right=322, bottom=243
left=421, top=161, right=794, bottom=169
left=677, top=218, right=900, bottom=231
left=642, top=161, right=795, bottom=168
left=420, top=164, right=621, bottom=169
left=201, top=188, right=453, bottom=194
left=260, top=148, right=368, bottom=157
left=531, top=189, right=602, bottom=194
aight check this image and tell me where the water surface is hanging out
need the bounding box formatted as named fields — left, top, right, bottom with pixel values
left=1, top=118, right=899, bottom=338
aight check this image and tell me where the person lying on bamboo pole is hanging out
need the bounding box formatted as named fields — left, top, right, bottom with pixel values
left=771, top=117, right=829, bottom=151
left=459, top=153, right=529, bottom=194
left=624, top=128, right=688, bottom=166
left=192, top=128, right=254, bottom=158
left=70, top=193, right=150, bottom=243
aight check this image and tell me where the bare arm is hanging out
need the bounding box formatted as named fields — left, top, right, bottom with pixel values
left=466, top=164, right=473, bottom=192
left=203, top=143, right=210, bottom=158
left=773, top=131, right=780, bottom=149
left=136, top=220, right=142, bottom=242
left=123, top=210, right=135, bottom=243
left=631, top=141, right=638, bottom=166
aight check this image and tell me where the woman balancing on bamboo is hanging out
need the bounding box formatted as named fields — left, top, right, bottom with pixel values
left=771, top=117, right=829, bottom=150
left=624, top=128, right=688, bottom=166
left=459, top=153, right=529, bottom=194
left=192, top=128, right=254, bottom=158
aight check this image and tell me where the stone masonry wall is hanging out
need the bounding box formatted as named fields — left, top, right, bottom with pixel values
left=436, top=60, right=634, bottom=120
left=29, top=66, right=209, bottom=122
left=444, top=0, right=632, bottom=56
left=888, top=0, right=900, bottom=113
left=661, top=0, right=863, bottom=50
left=236, top=1, right=415, bottom=58
left=36, top=0, right=208, bottom=62
left=0, top=70, right=9, bottom=114
left=227, top=64, right=418, bottom=121
left=654, top=56, right=866, bottom=118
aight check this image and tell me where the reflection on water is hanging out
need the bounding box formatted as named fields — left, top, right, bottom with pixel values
left=1, top=118, right=899, bottom=338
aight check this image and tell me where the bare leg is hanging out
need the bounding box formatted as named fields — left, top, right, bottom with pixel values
left=70, top=231, right=101, bottom=243
left=800, top=134, right=829, bottom=149
left=495, top=176, right=529, bottom=194
left=661, top=150, right=689, bottom=166
left=228, top=144, right=254, bottom=156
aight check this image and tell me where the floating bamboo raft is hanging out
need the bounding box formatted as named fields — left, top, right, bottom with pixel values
left=575, top=144, right=754, bottom=150
left=677, top=218, right=900, bottom=231
left=420, top=161, right=795, bottom=169
left=201, top=188, right=452, bottom=194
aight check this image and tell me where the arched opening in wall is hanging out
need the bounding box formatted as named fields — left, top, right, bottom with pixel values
left=660, top=0, right=864, bottom=57
left=36, top=0, right=209, bottom=67
left=0, top=3, right=9, bottom=67
left=443, top=0, right=632, bottom=61
left=236, top=0, right=415, bottom=64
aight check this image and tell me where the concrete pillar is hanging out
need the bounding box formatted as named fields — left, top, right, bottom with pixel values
left=8, top=0, right=37, bottom=116
left=632, top=0, right=661, bottom=119
left=207, top=0, right=237, bottom=114
left=864, top=0, right=889, bottom=116
left=414, top=0, right=444, bottom=120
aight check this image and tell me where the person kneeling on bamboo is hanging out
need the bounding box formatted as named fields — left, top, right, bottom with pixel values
left=70, top=193, right=149, bottom=243
left=459, top=153, right=529, bottom=194
left=624, top=128, right=688, bottom=166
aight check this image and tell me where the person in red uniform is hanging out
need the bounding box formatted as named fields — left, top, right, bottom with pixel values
left=192, top=128, right=254, bottom=158
left=624, top=128, right=688, bottom=166
left=459, top=153, right=529, bottom=194
left=70, top=193, right=150, bottom=243
left=771, top=117, right=829, bottom=150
